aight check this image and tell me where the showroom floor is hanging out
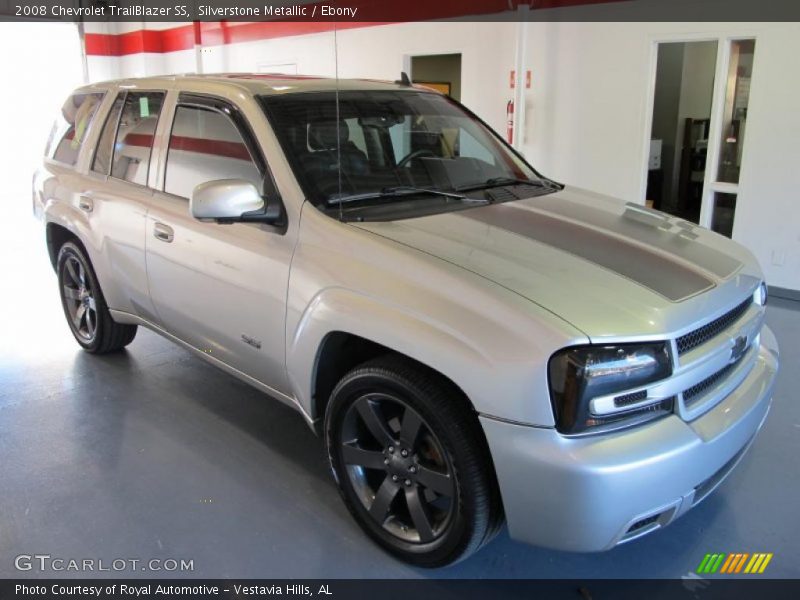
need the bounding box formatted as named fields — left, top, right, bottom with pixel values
left=1, top=193, right=798, bottom=579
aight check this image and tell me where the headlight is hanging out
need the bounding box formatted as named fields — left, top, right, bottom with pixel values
left=548, top=343, right=673, bottom=435
left=754, top=281, right=768, bottom=306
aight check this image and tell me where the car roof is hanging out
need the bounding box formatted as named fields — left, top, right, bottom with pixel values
left=76, top=73, right=436, bottom=97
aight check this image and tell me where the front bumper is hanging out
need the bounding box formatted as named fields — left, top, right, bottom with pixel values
left=481, top=325, right=780, bottom=552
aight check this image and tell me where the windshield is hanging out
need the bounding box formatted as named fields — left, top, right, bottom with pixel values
left=259, top=90, right=542, bottom=208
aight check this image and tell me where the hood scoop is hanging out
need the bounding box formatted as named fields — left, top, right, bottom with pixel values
left=486, top=187, right=524, bottom=203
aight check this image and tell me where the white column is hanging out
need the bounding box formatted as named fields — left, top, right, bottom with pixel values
left=512, top=4, right=529, bottom=150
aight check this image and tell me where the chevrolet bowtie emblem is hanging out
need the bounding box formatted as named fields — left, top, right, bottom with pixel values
left=730, top=335, right=748, bottom=363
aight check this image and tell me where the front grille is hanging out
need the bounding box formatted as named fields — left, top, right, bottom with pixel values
left=682, top=363, right=736, bottom=406
left=676, top=297, right=752, bottom=355
left=614, top=390, right=647, bottom=408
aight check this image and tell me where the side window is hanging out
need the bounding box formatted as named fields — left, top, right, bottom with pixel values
left=344, top=118, right=368, bottom=155
left=91, top=94, right=124, bottom=175
left=49, top=92, right=104, bottom=166
left=458, top=128, right=496, bottom=165
left=164, top=105, right=262, bottom=199
left=388, top=116, right=451, bottom=163
left=110, top=92, right=165, bottom=186
left=388, top=116, right=412, bottom=161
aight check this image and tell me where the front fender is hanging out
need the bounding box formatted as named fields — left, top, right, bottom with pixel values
left=286, top=286, right=566, bottom=427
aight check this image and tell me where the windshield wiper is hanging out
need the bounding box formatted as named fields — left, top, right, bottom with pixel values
left=326, top=186, right=483, bottom=206
left=454, top=177, right=558, bottom=193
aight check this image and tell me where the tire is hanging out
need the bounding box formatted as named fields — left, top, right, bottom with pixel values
left=56, top=241, right=137, bottom=354
left=324, top=355, right=503, bottom=567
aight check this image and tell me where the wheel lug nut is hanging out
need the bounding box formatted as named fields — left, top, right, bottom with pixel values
left=388, top=446, right=394, bottom=453
left=401, top=449, right=409, bottom=457
left=392, top=475, right=399, bottom=482
left=409, top=466, right=417, bottom=473
left=384, top=458, right=390, bottom=465
left=404, top=479, right=412, bottom=486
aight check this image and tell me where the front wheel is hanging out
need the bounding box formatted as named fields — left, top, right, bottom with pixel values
left=57, top=241, right=137, bottom=353
left=325, top=356, right=503, bottom=567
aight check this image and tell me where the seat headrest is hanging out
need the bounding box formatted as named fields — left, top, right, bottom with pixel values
left=308, top=119, right=350, bottom=151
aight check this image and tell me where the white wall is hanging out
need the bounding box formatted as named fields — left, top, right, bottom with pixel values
left=86, top=22, right=516, bottom=135
left=85, top=21, right=196, bottom=80
left=83, top=20, right=800, bottom=291
left=523, top=21, right=800, bottom=290
left=0, top=23, right=84, bottom=202
left=200, top=22, right=516, bottom=135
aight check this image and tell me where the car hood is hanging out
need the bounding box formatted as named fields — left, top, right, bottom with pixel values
left=351, top=186, right=762, bottom=340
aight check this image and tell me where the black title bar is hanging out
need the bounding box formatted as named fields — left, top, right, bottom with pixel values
left=3, top=0, right=800, bottom=23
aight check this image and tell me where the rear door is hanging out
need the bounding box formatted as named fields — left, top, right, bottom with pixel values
left=144, top=92, right=293, bottom=394
left=79, top=89, right=167, bottom=322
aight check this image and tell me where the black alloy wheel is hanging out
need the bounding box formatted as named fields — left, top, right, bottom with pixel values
left=339, top=392, right=456, bottom=544
left=60, top=251, right=99, bottom=343
left=325, top=356, right=503, bottom=567
left=57, top=241, right=137, bottom=353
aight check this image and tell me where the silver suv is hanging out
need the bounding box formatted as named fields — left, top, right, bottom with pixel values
left=34, top=74, right=779, bottom=566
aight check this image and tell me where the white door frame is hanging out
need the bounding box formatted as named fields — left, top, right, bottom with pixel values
left=641, top=31, right=758, bottom=232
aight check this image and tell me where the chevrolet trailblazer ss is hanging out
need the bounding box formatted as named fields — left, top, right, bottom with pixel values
left=33, top=74, right=779, bottom=566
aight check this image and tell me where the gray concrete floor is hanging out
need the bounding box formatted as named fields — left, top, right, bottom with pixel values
left=1, top=196, right=799, bottom=579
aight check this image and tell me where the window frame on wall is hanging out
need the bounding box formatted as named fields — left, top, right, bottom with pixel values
left=702, top=37, right=756, bottom=238
left=642, top=32, right=759, bottom=240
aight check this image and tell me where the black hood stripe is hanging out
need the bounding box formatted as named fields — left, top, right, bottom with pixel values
left=530, top=195, right=742, bottom=279
left=461, top=204, right=715, bottom=302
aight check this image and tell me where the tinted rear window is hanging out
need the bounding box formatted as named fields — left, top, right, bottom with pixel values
left=48, top=92, right=105, bottom=166
left=109, top=91, right=165, bottom=186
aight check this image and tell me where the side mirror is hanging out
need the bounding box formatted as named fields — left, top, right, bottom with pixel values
left=190, top=179, right=281, bottom=224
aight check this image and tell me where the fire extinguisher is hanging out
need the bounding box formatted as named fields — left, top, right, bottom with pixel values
left=506, top=100, right=514, bottom=144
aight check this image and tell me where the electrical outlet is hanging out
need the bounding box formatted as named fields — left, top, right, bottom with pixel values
left=771, top=249, right=786, bottom=266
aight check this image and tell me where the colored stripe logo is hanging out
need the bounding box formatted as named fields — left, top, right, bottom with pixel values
left=696, top=553, right=773, bottom=574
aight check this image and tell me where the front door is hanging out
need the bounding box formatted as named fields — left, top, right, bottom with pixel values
left=145, top=93, right=293, bottom=394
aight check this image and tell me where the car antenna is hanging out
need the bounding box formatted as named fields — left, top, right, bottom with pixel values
left=395, top=71, right=412, bottom=86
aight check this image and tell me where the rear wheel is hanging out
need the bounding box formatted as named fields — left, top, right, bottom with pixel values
left=325, top=356, right=502, bottom=567
left=57, top=242, right=137, bottom=353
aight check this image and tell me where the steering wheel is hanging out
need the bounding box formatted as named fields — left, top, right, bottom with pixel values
left=397, top=149, right=436, bottom=168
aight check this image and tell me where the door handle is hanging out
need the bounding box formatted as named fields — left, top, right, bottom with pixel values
left=153, top=222, right=174, bottom=243
left=78, top=196, right=93, bottom=213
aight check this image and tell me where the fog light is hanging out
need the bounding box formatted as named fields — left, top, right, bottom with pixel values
left=754, top=281, right=768, bottom=306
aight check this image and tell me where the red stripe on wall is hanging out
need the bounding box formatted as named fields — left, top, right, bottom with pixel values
left=84, top=26, right=195, bottom=56
left=169, top=135, right=251, bottom=161
left=122, top=133, right=250, bottom=162
left=84, top=0, right=625, bottom=56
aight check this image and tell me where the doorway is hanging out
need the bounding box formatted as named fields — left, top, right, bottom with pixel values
left=646, top=37, right=757, bottom=238
left=410, top=54, right=462, bottom=100
left=647, top=41, right=717, bottom=223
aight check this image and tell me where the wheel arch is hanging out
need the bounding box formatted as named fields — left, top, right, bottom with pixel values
left=287, top=287, right=495, bottom=432
left=46, top=222, right=86, bottom=270
left=310, top=331, right=482, bottom=436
